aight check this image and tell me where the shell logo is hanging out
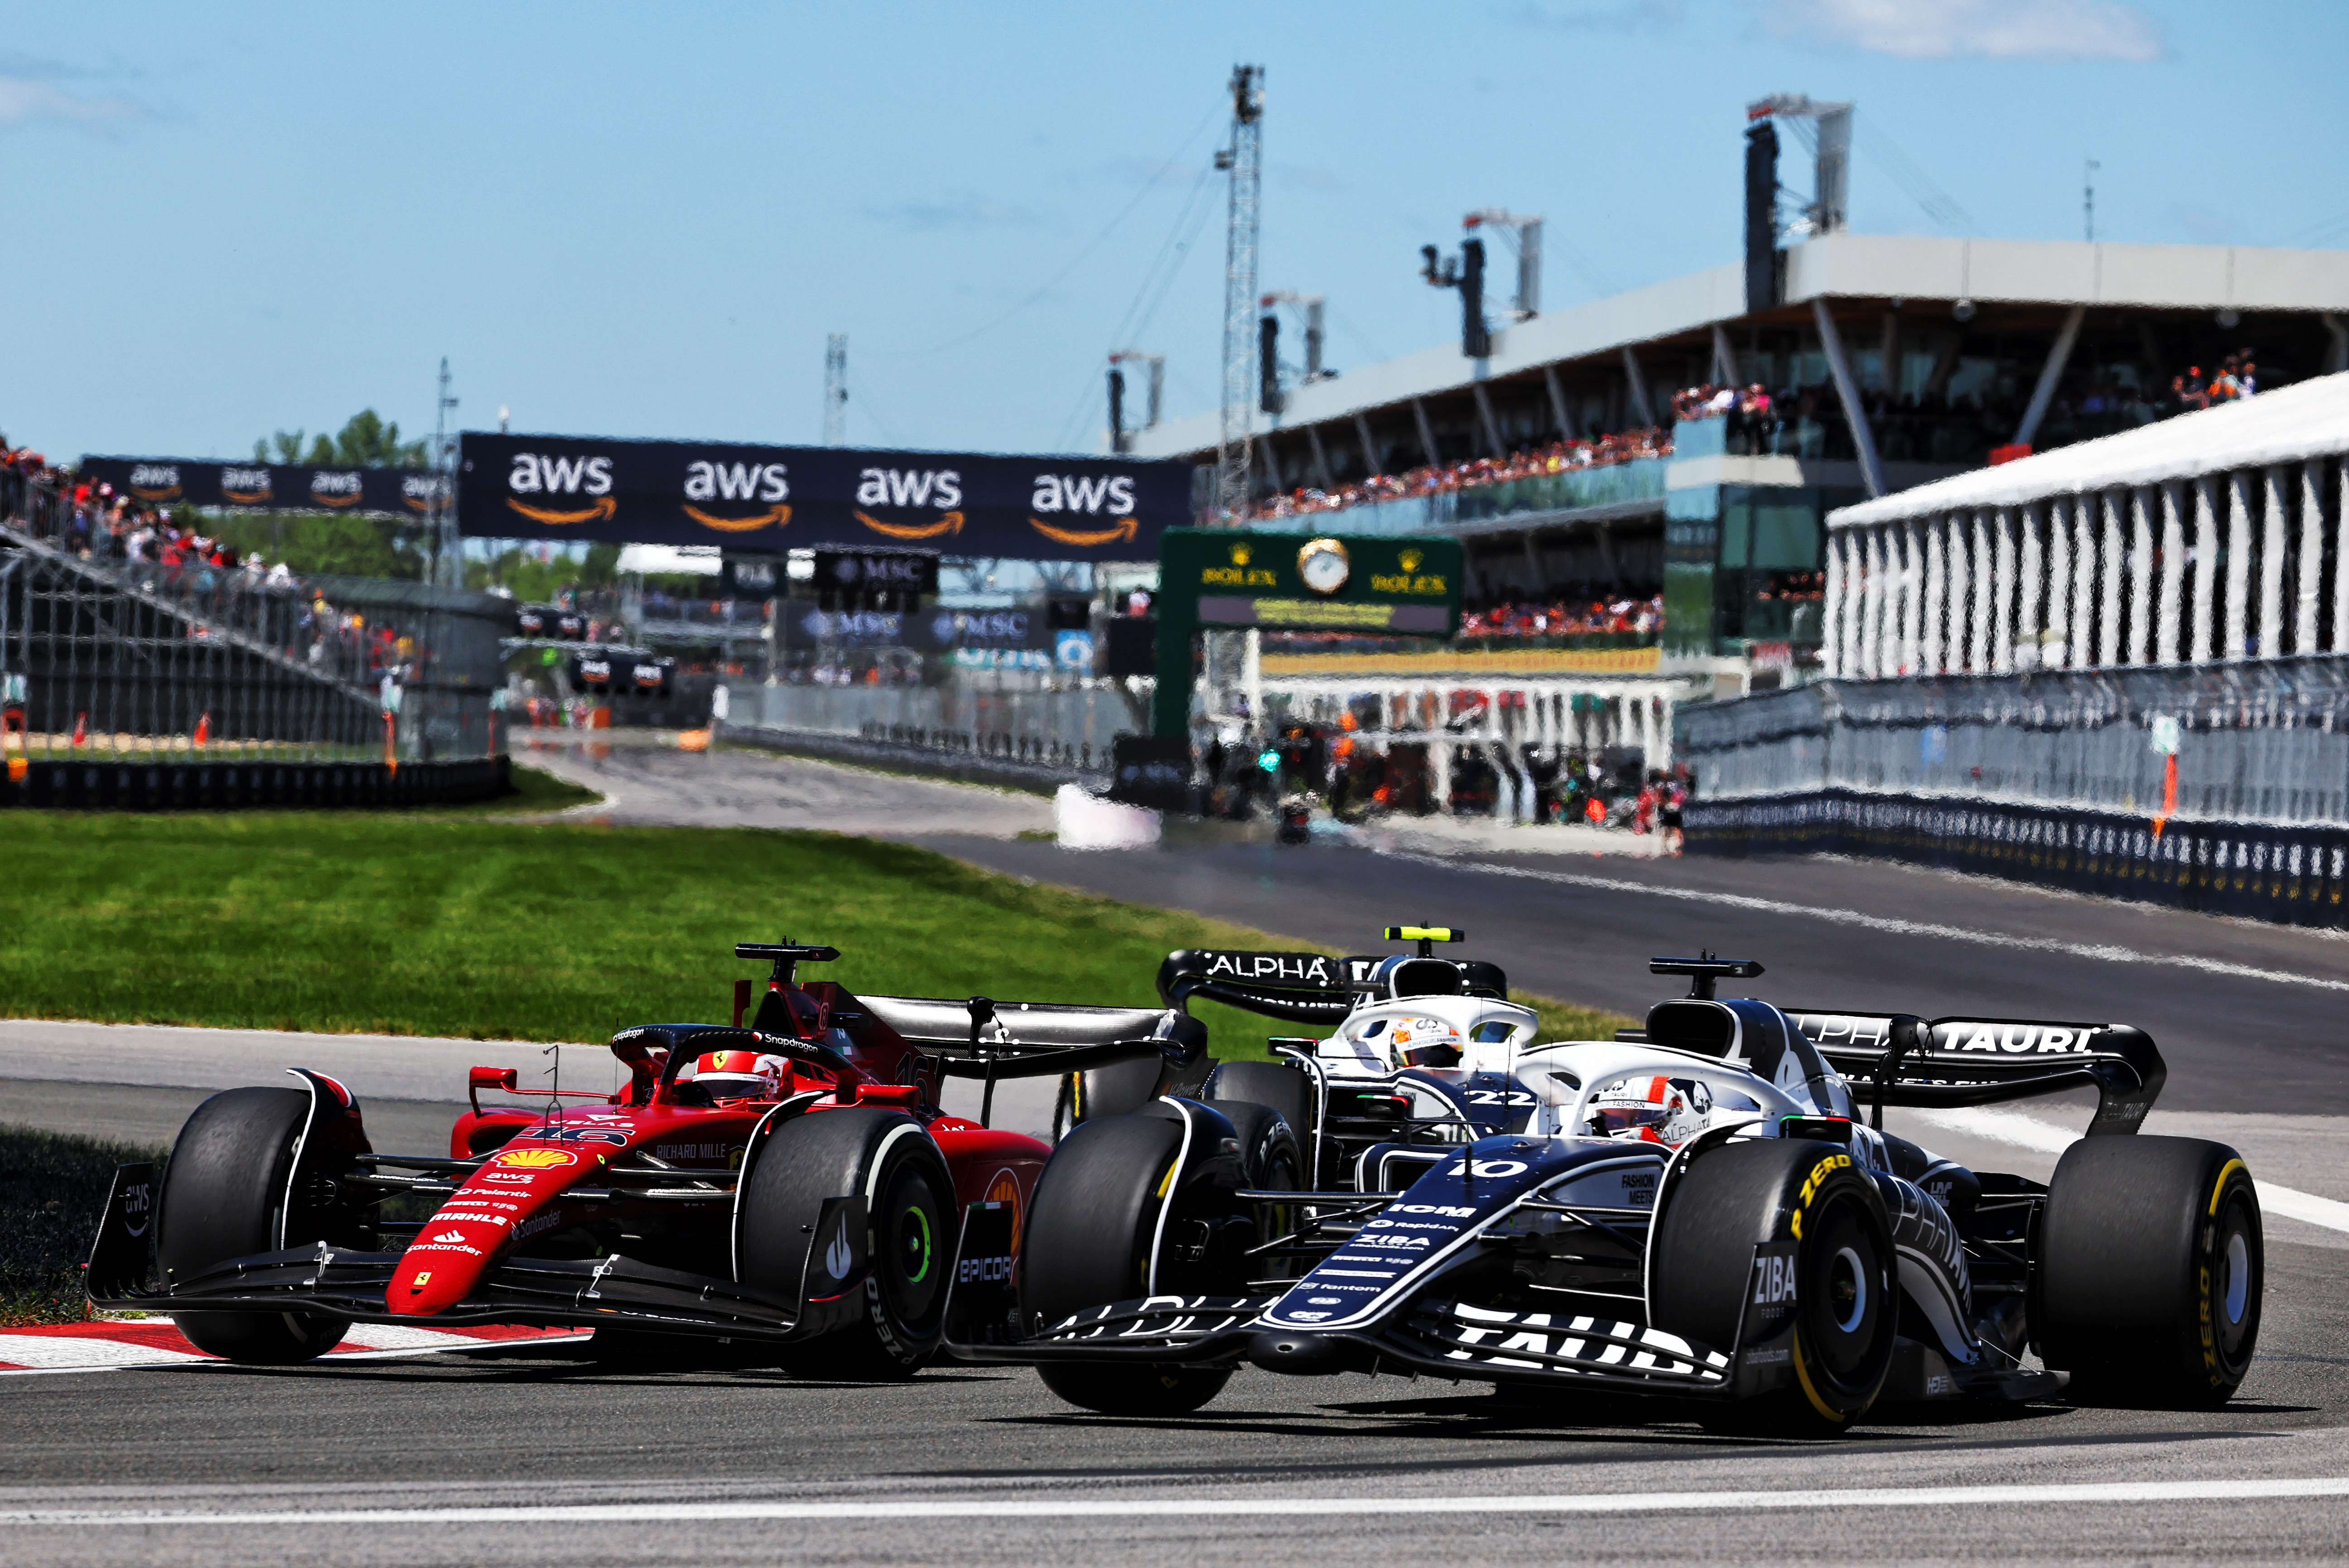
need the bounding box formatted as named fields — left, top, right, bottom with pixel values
left=985, top=1169, right=1023, bottom=1252
left=492, top=1148, right=579, bottom=1170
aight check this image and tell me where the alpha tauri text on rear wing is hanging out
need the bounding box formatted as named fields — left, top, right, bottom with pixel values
left=1785, top=1010, right=2166, bottom=1135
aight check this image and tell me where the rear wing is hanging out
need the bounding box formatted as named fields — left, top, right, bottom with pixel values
left=1784, top=1009, right=2166, bottom=1135
left=1155, top=948, right=1510, bottom=1027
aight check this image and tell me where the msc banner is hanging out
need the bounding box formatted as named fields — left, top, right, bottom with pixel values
left=454, top=432, right=1188, bottom=562
left=78, top=458, right=448, bottom=516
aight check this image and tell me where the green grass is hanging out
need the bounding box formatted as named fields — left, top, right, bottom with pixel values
left=0, top=1126, right=163, bottom=1326
left=427, top=762, right=603, bottom=815
left=0, top=813, right=1629, bottom=1058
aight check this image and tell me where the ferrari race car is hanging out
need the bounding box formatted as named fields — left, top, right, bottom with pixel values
left=947, top=941, right=2265, bottom=1427
left=87, top=940, right=1207, bottom=1376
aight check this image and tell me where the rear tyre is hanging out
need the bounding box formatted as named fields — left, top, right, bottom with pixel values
left=2038, top=1135, right=2262, bottom=1409
left=737, top=1108, right=955, bottom=1381
left=1650, top=1138, right=1896, bottom=1431
left=1203, top=1061, right=1312, bottom=1171
left=1021, top=1112, right=1233, bottom=1416
left=155, top=1086, right=350, bottom=1363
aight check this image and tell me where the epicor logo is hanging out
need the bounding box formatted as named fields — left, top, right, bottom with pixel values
left=492, top=1148, right=578, bottom=1170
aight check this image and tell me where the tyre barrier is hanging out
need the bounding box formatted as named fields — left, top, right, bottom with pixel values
left=0, top=755, right=511, bottom=812
left=1686, top=786, right=2349, bottom=928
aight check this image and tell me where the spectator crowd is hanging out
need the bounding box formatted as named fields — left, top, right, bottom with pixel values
left=1244, top=426, right=1674, bottom=524
left=1458, top=593, right=1663, bottom=639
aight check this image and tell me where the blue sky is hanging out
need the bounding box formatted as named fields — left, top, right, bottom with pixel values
left=8, top=0, right=2344, bottom=465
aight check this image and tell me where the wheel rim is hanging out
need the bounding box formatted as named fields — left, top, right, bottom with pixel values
left=1828, top=1246, right=1868, bottom=1334
left=1804, top=1195, right=1888, bottom=1392
left=2221, top=1229, right=2250, bottom=1327
left=877, top=1165, right=945, bottom=1329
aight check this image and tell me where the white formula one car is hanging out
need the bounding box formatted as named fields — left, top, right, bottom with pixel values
left=947, top=937, right=2263, bottom=1430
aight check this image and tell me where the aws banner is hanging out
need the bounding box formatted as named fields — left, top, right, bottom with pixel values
left=453, top=432, right=1187, bottom=562
left=78, top=457, right=448, bottom=516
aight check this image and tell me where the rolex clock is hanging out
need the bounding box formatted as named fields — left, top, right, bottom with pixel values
left=1297, top=537, right=1351, bottom=595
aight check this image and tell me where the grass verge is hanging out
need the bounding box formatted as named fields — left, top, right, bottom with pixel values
left=0, top=1125, right=162, bottom=1326
left=0, top=814, right=1629, bottom=1063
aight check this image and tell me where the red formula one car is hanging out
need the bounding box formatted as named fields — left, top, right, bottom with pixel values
left=87, top=941, right=1206, bottom=1375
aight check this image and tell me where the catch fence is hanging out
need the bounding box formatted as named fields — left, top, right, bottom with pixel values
left=0, top=479, right=514, bottom=767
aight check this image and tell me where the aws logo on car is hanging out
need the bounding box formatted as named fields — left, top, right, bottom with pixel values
left=1029, top=472, right=1138, bottom=549
left=506, top=453, right=616, bottom=526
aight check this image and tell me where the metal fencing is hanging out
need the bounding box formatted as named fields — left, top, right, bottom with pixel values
left=1677, top=656, right=2349, bottom=826
left=1, top=481, right=514, bottom=765
left=721, top=675, right=1141, bottom=774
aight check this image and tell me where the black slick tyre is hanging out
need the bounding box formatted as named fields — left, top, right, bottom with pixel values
left=155, top=1086, right=350, bottom=1363
left=737, top=1107, right=955, bottom=1380
left=1021, top=1112, right=1232, bottom=1416
left=1649, top=1138, right=1896, bottom=1431
left=2038, top=1135, right=2262, bottom=1409
left=1203, top=1062, right=1312, bottom=1153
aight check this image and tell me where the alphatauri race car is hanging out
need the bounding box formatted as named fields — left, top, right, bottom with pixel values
left=87, top=940, right=1207, bottom=1376
left=946, top=943, right=2264, bottom=1427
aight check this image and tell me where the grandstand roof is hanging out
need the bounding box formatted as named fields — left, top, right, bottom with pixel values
left=1128, top=233, right=2349, bottom=462
left=1827, top=370, right=2349, bottom=529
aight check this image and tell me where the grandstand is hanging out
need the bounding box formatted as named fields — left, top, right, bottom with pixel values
left=1129, top=230, right=2349, bottom=691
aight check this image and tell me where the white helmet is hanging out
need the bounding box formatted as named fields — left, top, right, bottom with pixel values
left=1588, top=1074, right=1712, bottom=1147
left=1387, top=1015, right=1465, bottom=1069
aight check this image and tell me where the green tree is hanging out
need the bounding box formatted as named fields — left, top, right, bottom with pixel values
left=251, top=409, right=428, bottom=468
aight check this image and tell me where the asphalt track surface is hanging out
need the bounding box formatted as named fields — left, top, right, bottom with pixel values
left=15, top=744, right=2349, bottom=1564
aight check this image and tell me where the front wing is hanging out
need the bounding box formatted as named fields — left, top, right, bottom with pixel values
left=87, top=1164, right=866, bottom=1344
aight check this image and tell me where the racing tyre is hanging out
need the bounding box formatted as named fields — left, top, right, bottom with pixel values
left=154, top=1086, right=350, bottom=1363
left=1203, top=1061, right=1312, bottom=1164
left=1214, top=1100, right=1303, bottom=1191
left=1649, top=1138, right=1896, bottom=1431
left=1022, top=1113, right=1232, bottom=1416
left=2038, top=1135, right=2262, bottom=1409
left=738, top=1108, right=955, bottom=1380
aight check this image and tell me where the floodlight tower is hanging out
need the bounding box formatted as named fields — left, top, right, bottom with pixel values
left=431, top=356, right=460, bottom=588
left=1746, top=94, right=1852, bottom=237
left=1213, top=65, right=1264, bottom=521
left=1106, top=350, right=1163, bottom=453
left=1463, top=211, right=1543, bottom=319
left=823, top=334, right=849, bottom=446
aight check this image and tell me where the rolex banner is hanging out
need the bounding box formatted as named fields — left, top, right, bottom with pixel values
left=78, top=458, right=448, bottom=516
left=455, top=432, right=1189, bottom=562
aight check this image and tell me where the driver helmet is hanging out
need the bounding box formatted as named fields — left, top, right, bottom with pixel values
left=1387, top=1015, right=1465, bottom=1069
left=1588, top=1074, right=1712, bottom=1147
left=685, top=1048, right=788, bottom=1100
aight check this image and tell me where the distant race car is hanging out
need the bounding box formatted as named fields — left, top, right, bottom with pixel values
left=947, top=938, right=2264, bottom=1428
left=87, top=940, right=1207, bottom=1377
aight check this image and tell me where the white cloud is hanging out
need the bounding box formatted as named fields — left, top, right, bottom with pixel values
left=1751, top=0, right=2164, bottom=62
left=0, top=69, right=148, bottom=134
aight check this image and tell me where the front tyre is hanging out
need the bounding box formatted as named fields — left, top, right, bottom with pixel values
left=155, top=1086, right=350, bottom=1363
left=1649, top=1138, right=1896, bottom=1430
left=1021, top=1112, right=1235, bottom=1416
left=2038, top=1135, right=2262, bottom=1409
left=738, top=1108, right=955, bottom=1380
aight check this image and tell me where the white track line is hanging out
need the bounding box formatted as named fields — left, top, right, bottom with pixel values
left=1913, top=1106, right=2349, bottom=1234
left=1383, top=849, right=2349, bottom=994
left=14, top=1476, right=2349, bottom=1527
